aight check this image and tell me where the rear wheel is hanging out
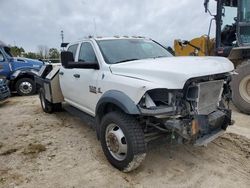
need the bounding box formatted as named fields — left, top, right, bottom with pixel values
left=231, top=61, right=250, bottom=114
left=100, top=112, right=146, bottom=172
left=15, top=78, right=36, bottom=96
left=39, top=88, right=61, bottom=113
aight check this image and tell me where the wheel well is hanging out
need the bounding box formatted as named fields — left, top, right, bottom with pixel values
left=95, top=102, right=125, bottom=139
left=97, top=103, right=124, bottom=123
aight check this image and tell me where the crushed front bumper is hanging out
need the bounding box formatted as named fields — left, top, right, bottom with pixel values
left=194, top=129, right=225, bottom=146
left=191, top=109, right=233, bottom=146
left=164, top=109, right=233, bottom=146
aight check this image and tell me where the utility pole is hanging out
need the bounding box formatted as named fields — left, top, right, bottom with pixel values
left=60, top=30, right=65, bottom=51
left=60, top=30, right=64, bottom=43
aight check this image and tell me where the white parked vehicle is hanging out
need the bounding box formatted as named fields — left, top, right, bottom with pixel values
left=37, top=37, right=234, bottom=172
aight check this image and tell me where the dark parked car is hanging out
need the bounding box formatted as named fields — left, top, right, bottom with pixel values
left=0, top=77, right=10, bottom=101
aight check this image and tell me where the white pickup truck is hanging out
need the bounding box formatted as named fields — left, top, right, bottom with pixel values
left=37, top=36, right=234, bottom=172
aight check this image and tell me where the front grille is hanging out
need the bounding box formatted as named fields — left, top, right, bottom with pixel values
left=197, top=80, right=224, bottom=114
left=187, top=80, right=224, bottom=115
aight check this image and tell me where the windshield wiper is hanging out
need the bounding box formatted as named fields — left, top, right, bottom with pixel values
left=114, top=58, right=139, bottom=64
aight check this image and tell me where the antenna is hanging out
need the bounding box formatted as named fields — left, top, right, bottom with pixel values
left=93, top=18, right=97, bottom=37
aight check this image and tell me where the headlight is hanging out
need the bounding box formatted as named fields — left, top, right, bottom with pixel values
left=139, top=89, right=174, bottom=108
left=138, top=89, right=182, bottom=116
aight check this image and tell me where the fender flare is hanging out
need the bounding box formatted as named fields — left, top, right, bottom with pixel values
left=10, top=68, right=39, bottom=81
left=95, top=90, right=140, bottom=139
left=96, top=90, right=140, bottom=115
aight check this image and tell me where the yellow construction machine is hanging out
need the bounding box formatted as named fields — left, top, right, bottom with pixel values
left=174, top=0, right=250, bottom=114
left=174, top=35, right=215, bottom=56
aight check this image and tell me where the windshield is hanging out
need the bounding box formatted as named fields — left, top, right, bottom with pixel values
left=97, top=39, right=172, bottom=64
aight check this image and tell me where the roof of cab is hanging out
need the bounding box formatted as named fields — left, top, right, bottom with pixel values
left=74, top=36, right=149, bottom=42
left=65, top=36, right=151, bottom=48
left=94, top=36, right=148, bottom=41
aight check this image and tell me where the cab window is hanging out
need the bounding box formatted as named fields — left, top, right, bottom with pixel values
left=78, top=42, right=97, bottom=63
left=67, top=44, right=78, bottom=60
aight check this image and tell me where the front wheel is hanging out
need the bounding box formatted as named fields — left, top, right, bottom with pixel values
left=100, top=112, right=146, bottom=172
left=231, top=62, right=250, bottom=114
left=15, top=78, right=36, bottom=96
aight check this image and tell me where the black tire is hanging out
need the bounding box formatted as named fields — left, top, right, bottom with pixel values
left=231, top=62, right=250, bottom=114
left=39, top=88, right=53, bottom=113
left=39, top=88, right=62, bottom=113
left=15, top=78, right=36, bottom=96
left=100, top=112, right=146, bottom=172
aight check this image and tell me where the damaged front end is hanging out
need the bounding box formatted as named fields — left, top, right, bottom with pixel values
left=137, top=73, right=234, bottom=146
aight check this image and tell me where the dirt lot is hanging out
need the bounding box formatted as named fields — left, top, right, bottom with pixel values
left=0, top=96, right=250, bottom=188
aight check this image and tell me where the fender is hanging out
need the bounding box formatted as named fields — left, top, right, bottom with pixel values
left=95, top=90, right=140, bottom=139
left=10, top=68, right=40, bottom=80
left=96, top=90, right=140, bottom=115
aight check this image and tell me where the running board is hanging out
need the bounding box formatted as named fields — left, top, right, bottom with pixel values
left=63, top=104, right=96, bottom=130
left=194, top=130, right=225, bottom=146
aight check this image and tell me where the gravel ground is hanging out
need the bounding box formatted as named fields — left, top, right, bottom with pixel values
left=0, top=96, right=250, bottom=188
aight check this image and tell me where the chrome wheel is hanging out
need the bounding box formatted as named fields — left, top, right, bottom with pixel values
left=105, top=123, right=127, bottom=161
left=19, top=81, right=33, bottom=94
left=239, top=75, right=250, bottom=104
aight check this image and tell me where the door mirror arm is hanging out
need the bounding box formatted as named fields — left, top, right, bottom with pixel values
left=67, top=62, right=99, bottom=69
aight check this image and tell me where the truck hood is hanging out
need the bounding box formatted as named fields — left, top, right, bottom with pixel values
left=110, top=56, right=234, bottom=89
left=12, top=57, right=43, bottom=70
left=15, top=57, right=43, bottom=65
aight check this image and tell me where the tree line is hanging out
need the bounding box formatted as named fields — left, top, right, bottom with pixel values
left=10, top=45, right=60, bottom=63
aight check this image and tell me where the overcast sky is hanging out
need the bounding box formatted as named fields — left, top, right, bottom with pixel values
left=0, top=0, right=216, bottom=52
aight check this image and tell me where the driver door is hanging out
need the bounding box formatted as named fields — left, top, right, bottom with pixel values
left=59, top=42, right=100, bottom=116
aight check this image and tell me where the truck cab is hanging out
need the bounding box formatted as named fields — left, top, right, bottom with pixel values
left=0, top=41, right=43, bottom=95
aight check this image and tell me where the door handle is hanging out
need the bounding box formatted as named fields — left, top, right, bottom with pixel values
left=59, top=72, right=64, bottom=75
left=73, top=74, right=80, bottom=78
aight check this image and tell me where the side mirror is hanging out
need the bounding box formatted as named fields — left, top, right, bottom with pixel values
left=61, top=51, right=74, bottom=68
left=60, top=51, right=99, bottom=69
